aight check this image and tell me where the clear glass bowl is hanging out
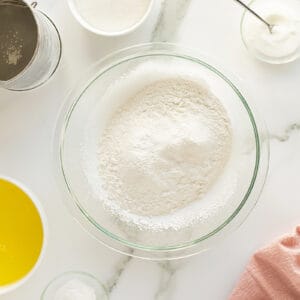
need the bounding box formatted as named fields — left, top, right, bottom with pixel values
left=56, top=43, right=269, bottom=260
left=41, top=271, right=108, bottom=299
left=240, top=0, right=300, bottom=64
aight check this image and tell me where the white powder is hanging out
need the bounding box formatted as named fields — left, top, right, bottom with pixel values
left=54, top=279, right=96, bottom=300
left=74, top=0, right=151, bottom=33
left=96, top=76, right=232, bottom=229
left=1, top=30, right=23, bottom=66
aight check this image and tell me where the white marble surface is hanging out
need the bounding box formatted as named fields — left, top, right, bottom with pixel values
left=1, top=0, right=300, bottom=299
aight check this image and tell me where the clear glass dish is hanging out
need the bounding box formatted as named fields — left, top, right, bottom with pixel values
left=41, top=271, right=108, bottom=299
left=240, top=0, right=300, bottom=64
left=55, top=43, right=269, bottom=260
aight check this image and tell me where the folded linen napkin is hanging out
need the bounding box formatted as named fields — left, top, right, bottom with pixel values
left=230, top=226, right=300, bottom=300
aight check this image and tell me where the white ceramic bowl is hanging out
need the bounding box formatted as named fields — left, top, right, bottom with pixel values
left=0, top=176, right=47, bottom=295
left=68, top=0, right=155, bottom=36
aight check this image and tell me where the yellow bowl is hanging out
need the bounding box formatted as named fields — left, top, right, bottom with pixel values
left=0, top=176, right=47, bottom=295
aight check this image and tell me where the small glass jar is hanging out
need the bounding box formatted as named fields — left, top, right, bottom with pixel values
left=0, top=1, right=61, bottom=91
left=41, top=272, right=108, bottom=300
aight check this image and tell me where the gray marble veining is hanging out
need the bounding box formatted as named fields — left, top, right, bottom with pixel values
left=270, top=123, right=300, bottom=142
left=154, top=261, right=184, bottom=300
left=106, top=256, right=133, bottom=294
left=151, top=0, right=192, bottom=42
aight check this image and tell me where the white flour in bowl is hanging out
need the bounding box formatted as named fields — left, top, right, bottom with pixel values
left=91, top=69, right=233, bottom=230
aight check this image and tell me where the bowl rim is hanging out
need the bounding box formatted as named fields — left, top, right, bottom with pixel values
left=67, top=0, right=155, bottom=37
left=58, top=42, right=269, bottom=254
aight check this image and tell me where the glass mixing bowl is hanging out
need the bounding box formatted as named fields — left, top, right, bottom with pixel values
left=56, top=43, right=269, bottom=260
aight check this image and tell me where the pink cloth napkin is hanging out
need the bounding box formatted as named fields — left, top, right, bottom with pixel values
left=230, top=226, right=300, bottom=300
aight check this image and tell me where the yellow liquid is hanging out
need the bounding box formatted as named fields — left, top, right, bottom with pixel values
left=0, top=179, right=43, bottom=286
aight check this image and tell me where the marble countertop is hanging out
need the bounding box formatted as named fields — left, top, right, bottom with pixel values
left=1, top=0, right=300, bottom=299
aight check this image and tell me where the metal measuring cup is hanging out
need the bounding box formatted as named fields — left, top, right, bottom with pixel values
left=0, top=0, right=62, bottom=91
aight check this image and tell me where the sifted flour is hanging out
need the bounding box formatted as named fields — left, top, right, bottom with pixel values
left=97, top=77, right=232, bottom=226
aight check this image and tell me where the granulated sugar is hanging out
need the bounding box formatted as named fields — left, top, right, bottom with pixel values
left=54, top=279, right=96, bottom=300
left=74, top=0, right=151, bottom=33
left=89, top=65, right=233, bottom=231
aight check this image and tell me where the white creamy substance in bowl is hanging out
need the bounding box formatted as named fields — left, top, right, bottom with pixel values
left=242, top=0, right=300, bottom=63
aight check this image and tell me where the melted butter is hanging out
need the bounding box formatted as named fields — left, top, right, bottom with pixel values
left=0, top=179, right=43, bottom=286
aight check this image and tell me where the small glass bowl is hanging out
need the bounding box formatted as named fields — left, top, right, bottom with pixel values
left=240, top=0, right=300, bottom=64
left=41, top=272, right=108, bottom=300
left=55, top=43, right=269, bottom=260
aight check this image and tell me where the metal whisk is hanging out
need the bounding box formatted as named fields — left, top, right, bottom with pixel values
left=234, top=0, right=274, bottom=33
